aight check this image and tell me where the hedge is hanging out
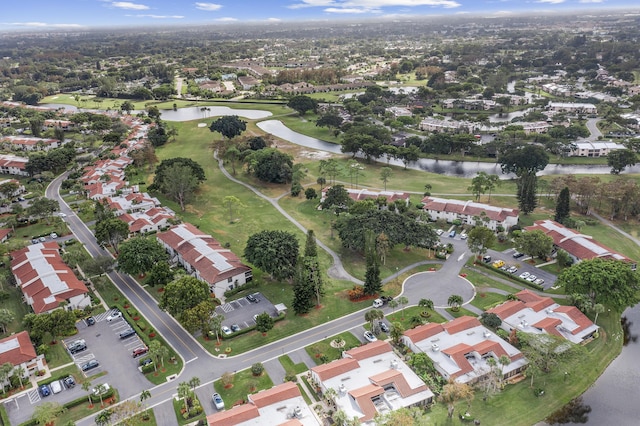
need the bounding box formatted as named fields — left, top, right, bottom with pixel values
left=220, top=313, right=285, bottom=340
left=223, top=281, right=259, bottom=298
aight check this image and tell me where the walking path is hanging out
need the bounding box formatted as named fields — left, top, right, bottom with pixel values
left=589, top=211, right=640, bottom=247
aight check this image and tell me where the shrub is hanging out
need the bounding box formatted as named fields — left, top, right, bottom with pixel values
left=348, top=286, right=365, bottom=301
left=251, top=363, right=264, bottom=376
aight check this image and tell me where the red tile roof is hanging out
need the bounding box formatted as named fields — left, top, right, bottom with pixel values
left=533, top=317, right=564, bottom=338
left=349, top=383, right=384, bottom=422
left=249, top=382, right=301, bottom=408
left=0, top=331, right=37, bottom=366
left=443, top=316, right=481, bottom=335
left=554, top=306, right=594, bottom=335
left=345, top=340, right=392, bottom=360
left=369, top=369, right=427, bottom=398
left=487, top=300, right=526, bottom=319
left=403, top=322, right=444, bottom=343
left=442, top=343, right=474, bottom=378
left=516, top=290, right=554, bottom=312
left=311, top=358, right=360, bottom=381
left=421, top=196, right=518, bottom=222
left=206, top=403, right=259, bottom=426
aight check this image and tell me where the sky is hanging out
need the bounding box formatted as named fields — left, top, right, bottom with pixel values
left=0, top=0, right=638, bottom=30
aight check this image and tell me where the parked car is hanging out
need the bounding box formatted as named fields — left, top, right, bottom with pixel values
left=364, top=331, right=378, bottom=343
left=63, top=376, right=76, bottom=388
left=482, top=255, right=492, bottom=263
left=140, top=358, right=153, bottom=367
left=57, top=212, right=67, bottom=218
left=132, top=347, right=148, bottom=358
left=513, top=251, right=525, bottom=259
left=526, top=275, right=537, bottom=282
left=436, top=229, right=444, bottom=236
left=119, top=328, right=136, bottom=339
left=507, top=266, right=518, bottom=274
left=106, top=311, right=122, bottom=322
left=378, top=321, right=389, bottom=333
left=50, top=232, right=58, bottom=239
left=231, top=324, right=240, bottom=332
left=492, top=260, right=505, bottom=268
left=81, top=360, right=100, bottom=371
left=212, top=392, right=225, bottom=410
left=246, top=294, right=259, bottom=303
left=519, top=272, right=530, bottom=279
left=449, top=230, right=456, bottom=238
left=69, top=342, right=87, bottom=354
left=380, top=296, right=393, bottom=303
left=534, top=278, right=545, bottom=286
left=86, top=317, right=96, bottom=326
left=222, top=326, right=232, bottom=335
left=39, top=384, right=51, bottom=397
left=460, top=233, right=468, bottom=240
left=372, top=299, right=384, bottom=308
left=50, top=380, right=63, bottom=394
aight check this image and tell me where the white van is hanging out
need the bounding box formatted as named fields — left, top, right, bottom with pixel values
left=51, top=380, right=63, bottom=394
left=372, top=299, right=384, bottom=308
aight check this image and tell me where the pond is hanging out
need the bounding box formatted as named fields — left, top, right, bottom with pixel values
left=158, top=106, right=272, bottom=121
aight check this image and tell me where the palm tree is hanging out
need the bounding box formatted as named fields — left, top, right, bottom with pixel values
left=82, top=380, right=93, bottom=407
left=448, top=294, right=463, bottom=311
left=390, top=322, right=405, bottom=344
left=592, top=303, right=605, bottom=325
left=13, top=365, right=26, bottom=389
left=364, top=309, right=384, bottom=331
left=31, top=402, right=65, bottom=426
left=388, top=300, right=399, bottom=314
left=397, top=296, right=409, bottom=319
left=94, top=383, right=107, bottom=407
left=188, top=376, right=201, bottom=392
left=140, top=389, right=151, bottom=420
left=95, top=409, right=112, bottom=426
left=177, top=382, right=192, bottom=413
left=419, top=298, right=434, bottom=314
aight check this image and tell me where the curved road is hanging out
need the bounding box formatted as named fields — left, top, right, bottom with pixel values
left=43, top=169, right=478, bottom=425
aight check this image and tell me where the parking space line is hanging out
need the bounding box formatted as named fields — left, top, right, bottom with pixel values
left=220, top=303, right=234, bottom=313
left=27, top=389, right=40, bottom=404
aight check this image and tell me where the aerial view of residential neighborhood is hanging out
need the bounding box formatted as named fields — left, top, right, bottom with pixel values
left=1, top=0, right=640, bottom=425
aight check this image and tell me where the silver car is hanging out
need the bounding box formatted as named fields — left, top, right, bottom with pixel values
left=212, top=392, right=224, bottom=410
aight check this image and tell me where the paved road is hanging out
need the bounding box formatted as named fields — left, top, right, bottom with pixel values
left=586, top=117, right=603, bottom=141
left=36, top=172, right=482, bottom=426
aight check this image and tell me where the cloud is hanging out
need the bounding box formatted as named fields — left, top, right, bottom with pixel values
left=111, top=2, right=150, bottom=10
left=289, top=0, right=460, bottom=10
left=216, top=17, right=238, bottom=21
left=126, top=14, right=185, bottom=19
left=535, top=0, right=565, bottom=4
left=195, top=2, right=223, bottom=11
left=579, top=0, right=603, bottom=3
left=266, top=17, right=282, bottom=21
left=4, top=22, right=85, bottom=28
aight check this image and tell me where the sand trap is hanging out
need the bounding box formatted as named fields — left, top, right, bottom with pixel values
left=197, top=123, right=207, bottom=128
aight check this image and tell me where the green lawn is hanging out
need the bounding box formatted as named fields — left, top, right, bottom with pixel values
left=445, top=306, right=478, bottom=318
left=279, top=355, right=308, bottom=376
left=305, top=332, right=362, bottom=365
left=469, top=291, right=507, bottom=311
left=213, top=368, right=274, bottom=408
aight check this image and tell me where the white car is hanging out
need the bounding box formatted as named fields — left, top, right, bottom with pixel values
left=534, top=278, right=545, bottom=285
left=460, top=233, right=468, bottom=240
left=212, top=392, right=224, bottom=410
left=364, top=331, right=378, bottom=343
left=50, top=233, right=58, bottom=239
left=519, top=272, right=530, bottom=279
left=526, top=275, right=537, bottom=282
left=106, top=311, right=122, bottom=322
left=57, top=212, right=67, bottom=218
left=436, top=229, right=444, bottom=236
left=221, top=326, right=232, bottom=335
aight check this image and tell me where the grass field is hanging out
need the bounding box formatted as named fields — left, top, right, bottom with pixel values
left=213, top=368, right=274, bottom=408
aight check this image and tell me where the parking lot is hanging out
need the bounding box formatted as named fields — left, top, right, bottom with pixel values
left=483, top=247, right=557, bottom=289
left=3, top=309, right=153, bottom=426
left=215, top=292, right=278, bottom=333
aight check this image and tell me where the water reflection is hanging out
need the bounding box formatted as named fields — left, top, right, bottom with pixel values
left=547, top=397, right=591, bottom=424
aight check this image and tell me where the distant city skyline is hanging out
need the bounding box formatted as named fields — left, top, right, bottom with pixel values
left=1, top=0, right=639, bottom=31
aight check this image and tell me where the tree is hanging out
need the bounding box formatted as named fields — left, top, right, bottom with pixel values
left=419, top=298, right=434, bottom=312
left=440, top=380, right=474, bottom=418
left=316, top=112, right=343, bottom=129
left=515, top=229, right=554, bottom=259
left=117, top=237, right=167, bottom=276
left=556, top=249, right=573, bottom=268
left=304, top=187, right=317, bottom=200
left=363, top=230, right=382, bottom=295
left=390, top=322, right=404, bottom=344
left=607, top=149, right=637, bottom=174
left=0, top=308, right=15, bottom=334
left=80, top=256, right=115, bottom=277
left=82, top=380, right=93, bottom=407
left=94, top=383, right=107, bottom=406
left=287, top=95, right=318, bottom=115
left=181, top=300, right=218, bottom=335
left=292, top=259, right=316, bottom=315
left=448, top=295, right=463, bottom=310
left=555, top=187, right=571, bottom=224
left=500, top=145, right=549, bottom=214
left=140, top=389, right=151, bottom=420
left=31, top=402, right=65, bottom=425
left=0, top=181, right=19, bottom=201
left=0, top=362, right=13, bottom=394
left=468, top=172, right=487, bottom=201
left=364, top=309, right=384, bottom=331
left=209, top=115, right=247, bottom=140
left=517, top=171, right=539, bottom=214
left=255, top=312, right=274, bottom=333
left=12, top=365, right=26, bottom=389
left=557, top=258, right=639, bottom=311
left=160, top=276, right=210, bottom=317
left=376, top=232, right=390, bottom=266
left=209, top=314, right=224, bottom=343
left=223, top=195, right=244, bottom=223
left=466, top=227, right=496, bottom=259
left=28, top=197, right=59, bottom=224
left=480, top=312, right=502, bottom=330
left=147, top=261, right=174, bottom=287
left=149, top=158, right=206, bottom=211
left=245, top=230, right=299, bottom=280
left=120, top=101, right=135, bottom=114
left=592, top=303, right=605, bottom=325
left=485, top=174, right=501, bottom=202
left=379, top=167, right=393, bottom=191
left=95, top=217, right=129, bottom=254
left=304, top=230, right=318, bottom=258
left=177, top=381, right=192, bottom=414
left=321, top=184, right=352, bottom=213
left=397, top=296, right=409, bottom=318
left=246, top=148, right=294, bottom=183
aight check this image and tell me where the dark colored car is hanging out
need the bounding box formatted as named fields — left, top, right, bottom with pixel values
left=231, top=324, right=240, bottom=332
left=81, top=360, right=100, bottom=371
left=513, top=251, right=525, bottom=258
left=39, top=384, right=51, bottom=397
left=63, top=376, right=76, bottom=388
left=380, top=296, right=393, bottom=303
left=119, top=328, right=136, bottom=339
left=132, top=347, right=149, bottom=358
left=86, top=317, right=95, bottom=326
left=246, top=294, right=259, bottom=303
left=140, top=358, right=153, bottom=367
left=378, top=321, right=390, bottom=333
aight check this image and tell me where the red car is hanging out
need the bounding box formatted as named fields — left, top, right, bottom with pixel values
left=132, top=347, right=148, bottom=358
